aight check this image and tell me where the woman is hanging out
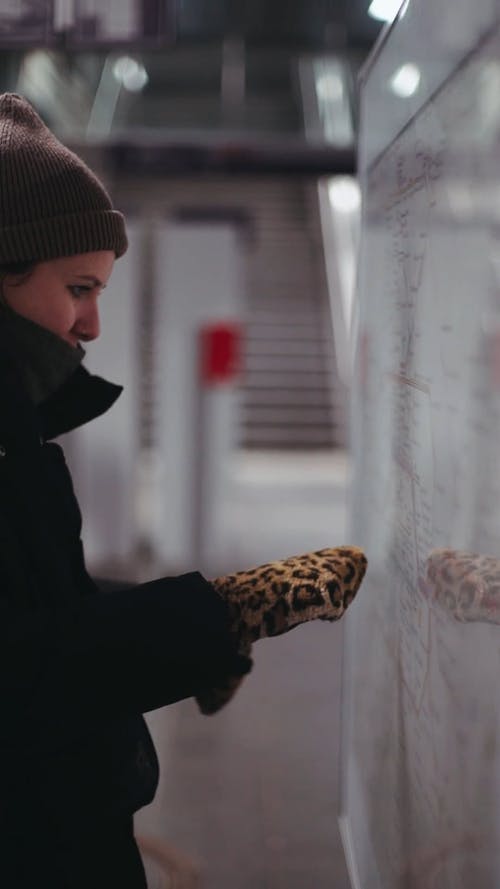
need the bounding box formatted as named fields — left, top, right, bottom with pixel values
left=0, top=93, right=366, bottom=888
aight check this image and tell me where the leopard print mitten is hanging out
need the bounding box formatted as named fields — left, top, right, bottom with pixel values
left=196, top=545, right=367, bottom=715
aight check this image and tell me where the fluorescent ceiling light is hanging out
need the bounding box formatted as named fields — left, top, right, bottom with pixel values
left=328, top=177, right=361, bottom=214
left=389, top=63, right=421, bottom=98
left=368, top=0, right=405, bottom=22
left=113, top=56, right=149, bottom=92
left=316, top=71, right=344, bottom=103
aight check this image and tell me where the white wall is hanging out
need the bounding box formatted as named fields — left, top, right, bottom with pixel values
left=151, top=222, right=244, bottom=573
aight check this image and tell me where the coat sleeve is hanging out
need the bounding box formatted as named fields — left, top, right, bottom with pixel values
left=0, top=571, right=251, bottom=750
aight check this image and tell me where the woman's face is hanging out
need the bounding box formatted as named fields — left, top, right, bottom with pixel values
left=2, top=251, right=115, bottom=348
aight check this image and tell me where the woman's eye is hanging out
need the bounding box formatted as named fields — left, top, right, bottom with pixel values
left=68, top=285, right=90, bottom=298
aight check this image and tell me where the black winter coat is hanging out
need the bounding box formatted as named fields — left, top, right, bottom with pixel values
left=0, top=349, right=250, bottom=839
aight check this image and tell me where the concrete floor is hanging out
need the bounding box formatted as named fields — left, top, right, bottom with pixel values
left=134, top=450, right=353, bottom=889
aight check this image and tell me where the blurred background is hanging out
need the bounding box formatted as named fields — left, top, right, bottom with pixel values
left=0, top=1, right=391, bottom=886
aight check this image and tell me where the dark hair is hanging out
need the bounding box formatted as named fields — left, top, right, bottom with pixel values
left=0, top=260, right=36, bottom=279
left=0, top=260, right=36, bottom=304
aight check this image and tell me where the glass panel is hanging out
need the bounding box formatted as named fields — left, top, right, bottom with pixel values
left=0, top=0, right=54, bottom=43
left=71, top=0, right=173, bottom=45
left=341, top=4, right=500, bottom=887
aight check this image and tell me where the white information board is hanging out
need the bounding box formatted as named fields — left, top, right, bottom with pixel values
left=341, top=3, right=500, bottom=887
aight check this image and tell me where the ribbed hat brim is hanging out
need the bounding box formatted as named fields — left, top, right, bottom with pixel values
left=0, top=208, right=128, bottom=263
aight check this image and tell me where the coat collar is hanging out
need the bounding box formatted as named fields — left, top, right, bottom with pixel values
left=0, top=350, right=122, bottom=451
left=38, top=364, right=123, bottom=440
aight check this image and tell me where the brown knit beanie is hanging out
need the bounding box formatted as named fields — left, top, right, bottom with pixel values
left=0, top=93, right=127, bottom=263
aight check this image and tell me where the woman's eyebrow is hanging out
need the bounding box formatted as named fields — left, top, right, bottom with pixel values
left=73, top=274, right=106, bottom=287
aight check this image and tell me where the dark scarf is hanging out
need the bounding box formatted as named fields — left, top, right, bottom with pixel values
left=0, top=304, right=123, bottom=439
left=0, top=303, right=84, bottom=405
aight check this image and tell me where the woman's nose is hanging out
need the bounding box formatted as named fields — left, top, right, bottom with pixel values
left=75, top=299, right=100, bottom=341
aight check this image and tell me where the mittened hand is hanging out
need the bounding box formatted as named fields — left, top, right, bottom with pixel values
left=195, top=546, right=367, bottom=715
left=213, top=545, right=367, bottom=644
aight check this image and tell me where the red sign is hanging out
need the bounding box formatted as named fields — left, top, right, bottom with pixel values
left=199, top=322, right=243, bottom=385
